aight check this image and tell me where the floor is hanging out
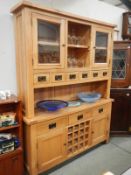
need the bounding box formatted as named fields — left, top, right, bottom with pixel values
left=40, top=136, right=131, bottom=175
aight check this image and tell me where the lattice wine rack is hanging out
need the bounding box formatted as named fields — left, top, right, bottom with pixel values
left=67, top=119, right=91, bottom=156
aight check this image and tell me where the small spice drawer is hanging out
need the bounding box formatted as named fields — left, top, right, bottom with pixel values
left=101, top=70, right=109, bottom=78
left=91, top=70, right=101, bottom=79
left=92, top=104, right=109, bottom=117
left=79, top=71, right=90, bottom=81
left=51, top=73, right=65, bottom=83
left=37, top=117, right=68, bottom=136
left=66, top=72, right=78, bottom=81
left=69, top=112, right=86, bottom=125
left=34, top=73, right=50, bottom=85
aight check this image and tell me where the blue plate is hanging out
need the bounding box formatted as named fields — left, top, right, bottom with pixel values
left=36, top=100, right=68, bottom=111
left=77, top=92, right=101, bottom=103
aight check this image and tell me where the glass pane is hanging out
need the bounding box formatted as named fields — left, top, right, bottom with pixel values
left=128, top=27, right=131, bottom=35
left=112, top=50, right=126, bottom=79
left=128, top=16, right=131, bottom=25
left=38, top=45, right=60, bottom=64
left=95, top=32, right=108, bottom=47
left=38, top=20, right=60, bottom=43
left=95, top=49, right=107, bottom=63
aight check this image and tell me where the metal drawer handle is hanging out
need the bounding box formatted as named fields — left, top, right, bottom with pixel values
left=82, top=73, right=88, bottom=78
left=38, top=76, right=46, bottom=82
left=99, top=108, right=103, bottom=113
left=103, top=72, right=107, bottom=76
left=77, top=114, right=83, bottom=120
left=49, top=123, right=56, bottom=129
left=93, top=73, right=98, bottom=77
left=69, top=74, right=76, bottom=79
left=55, top=75, right=62, bottom=81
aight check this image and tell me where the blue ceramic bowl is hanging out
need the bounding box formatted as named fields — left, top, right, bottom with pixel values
left=36, top=100, right=68, bottom=111
left=77, top=92, right=101, bottom=103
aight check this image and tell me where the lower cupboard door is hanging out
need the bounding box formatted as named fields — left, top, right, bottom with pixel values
left=92, top=117, right=108, bottom=145
left=37, top=132, right=66, bottom=172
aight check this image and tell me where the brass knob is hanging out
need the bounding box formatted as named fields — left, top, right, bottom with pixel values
left=126, top=93, right=130, bottom=96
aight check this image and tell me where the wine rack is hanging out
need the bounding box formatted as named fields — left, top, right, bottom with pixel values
left=67, top=119, right=91, bottom=157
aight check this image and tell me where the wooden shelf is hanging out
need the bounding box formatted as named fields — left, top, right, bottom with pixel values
left=0, top=147, right=22, bottom=160
left=0, top=124, right=20, bottom=131
left=23, top=98, right=113, bottom=125
left=68, top=44, right=89, bottom=49
left=95, top=47, right=107, bottom=50
left=33, top=77, right=110, bottom=89
left=0, top=95, right=19, bottom=105
left=38, top=40, right=59, bottom=46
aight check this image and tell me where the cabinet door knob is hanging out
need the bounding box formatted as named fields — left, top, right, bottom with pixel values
left=12, top=157, right=18, bottom=161
left=126, top=93, right=130, bottom=96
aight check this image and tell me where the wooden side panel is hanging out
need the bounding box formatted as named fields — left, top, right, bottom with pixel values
left=24, top=124, right=37, bottom=175
left=15, top=9, right=34, bottom=117
left=15, top=13, right=25, bottom=104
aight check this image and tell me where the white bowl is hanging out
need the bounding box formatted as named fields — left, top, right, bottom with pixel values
left=77, top=92, right=101, bottom=103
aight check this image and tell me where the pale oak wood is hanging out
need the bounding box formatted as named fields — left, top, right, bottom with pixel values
left=12, top=2, right=114, bottom=174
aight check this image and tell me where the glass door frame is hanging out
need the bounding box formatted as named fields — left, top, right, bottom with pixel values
left=111, top=42, right=131, bottom=88
left=91, top=27, right=112, bottom=68
left=32, top=13, right=66, bottom=69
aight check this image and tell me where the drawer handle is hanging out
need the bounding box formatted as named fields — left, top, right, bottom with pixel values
left=82, top=73, right=88, bottom=78
left=55, top=75, right=62, bottom=81
left=38, top=76, right=47, bottom=82
left=49, top=123, right=56, bottom=129
left=77, top=114, right=83, bottom=120
left=99, top=108, right=103, bottom=113
left=103, top=72, right=107, bottom=76
left=69, top=74, right=76, bottom=79
left=12, top=157, right=18, bottom=161
left=93, top=73, right=98, bottom=77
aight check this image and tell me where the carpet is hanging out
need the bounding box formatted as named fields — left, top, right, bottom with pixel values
left=121, top=168, right=131, bottom=175
left=41, top=139, right=131, bottom=175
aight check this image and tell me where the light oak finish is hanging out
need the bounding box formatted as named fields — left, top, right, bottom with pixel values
left=11, top=1, right=114, bottom=175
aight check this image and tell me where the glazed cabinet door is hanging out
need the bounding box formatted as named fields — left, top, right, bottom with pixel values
left=37, top=129, right=66, bottom=172
left=91, top=116, right=108, bottom=145
left=32, top=13, right=66, bottom=69
left=111, top=41, right=131, bottom=88
left=92, top=27, right=112, bottom=68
